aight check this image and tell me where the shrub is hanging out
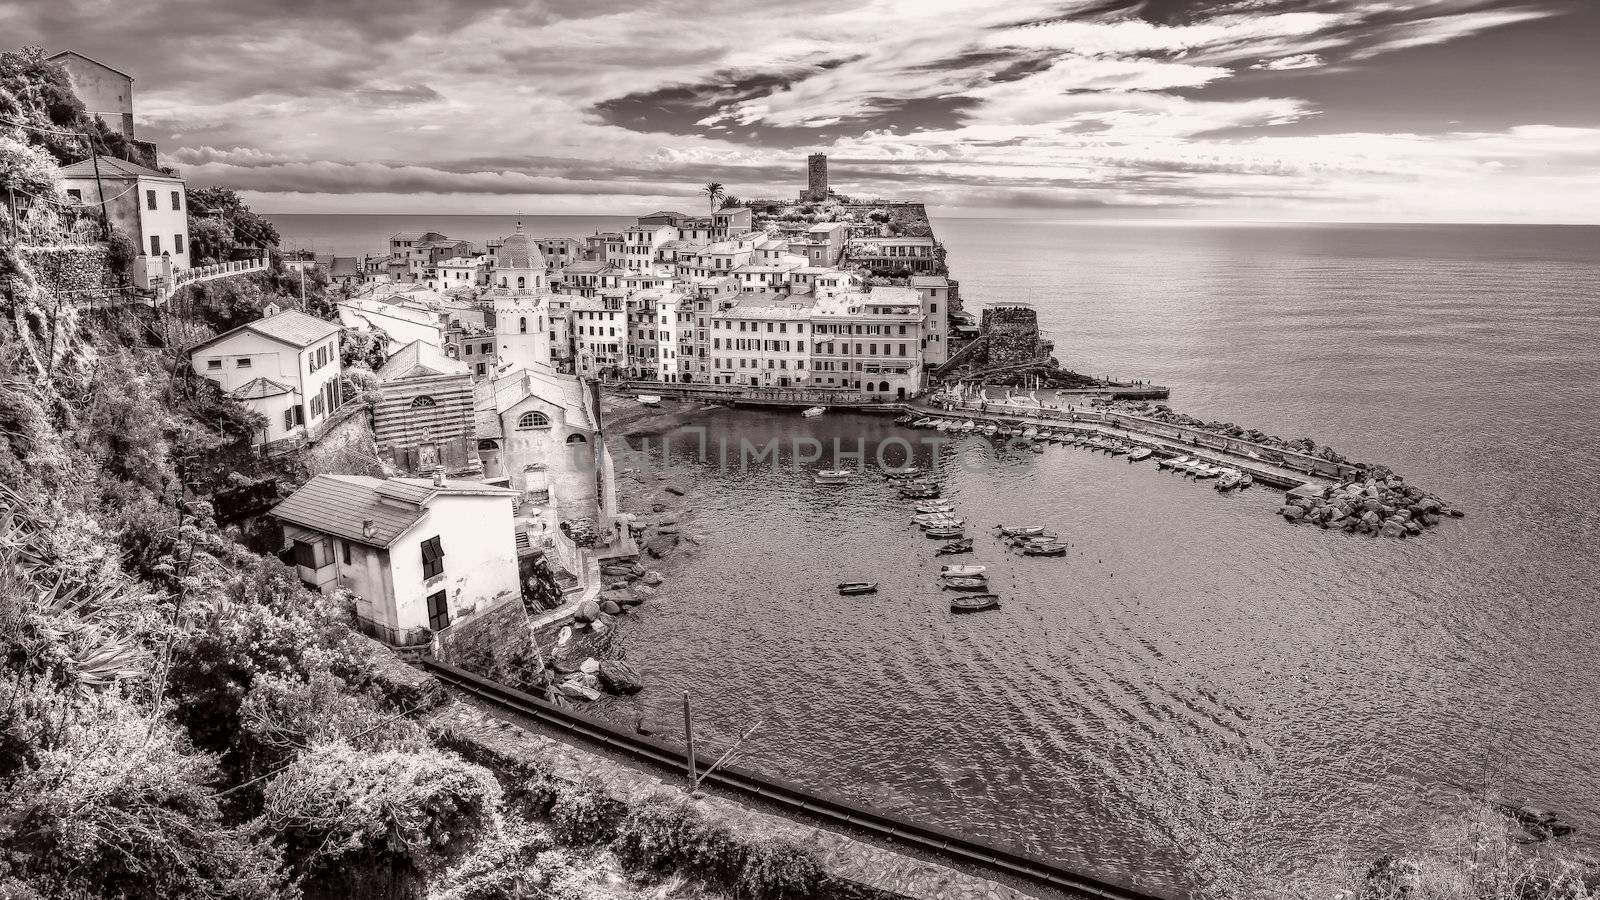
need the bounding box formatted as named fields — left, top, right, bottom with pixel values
left=548, top=778, right=623, bottom=846
left=610, top=794, right=703, bottom=874
left=736, top=839, right=824, bottom=900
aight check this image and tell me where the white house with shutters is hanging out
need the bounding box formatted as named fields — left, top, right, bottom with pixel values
left=189, top=309, right=344, bottom=446
left=268, top=473, right=521, bottom=648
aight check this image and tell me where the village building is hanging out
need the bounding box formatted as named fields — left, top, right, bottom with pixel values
left=338, top=296, right=443, bottom=352
left=47, top=51, right=159, bottom=165
left=473, top=366, right=600, bottom=523
left=444, top=324, right=498, bottom=379
left=189, top=309, right=344, bottom=446
left=708, top=294, right=816, bottom=387
left=847, top=235, right=939, bottom=274
left=59, top=156, right=188, bottom=289
left=268, top=473, right=521, bottom=647
left=373, top=340, right=480, bottom=476
left=911, top=274, right=951, bottom=367
left=810, top=286, right=925, bottom=399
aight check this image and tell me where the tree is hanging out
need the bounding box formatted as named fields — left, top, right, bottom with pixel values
left=703, top=182, right=724, bottom=217
left=719, top=194, right=742, bottom=209
left=187, top=187, right=279, bottom=262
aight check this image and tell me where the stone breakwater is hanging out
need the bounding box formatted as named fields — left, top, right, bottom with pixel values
left=1096, top=399, right=1462, bottom=539
left=1280, top=478, right=1463, bottom=537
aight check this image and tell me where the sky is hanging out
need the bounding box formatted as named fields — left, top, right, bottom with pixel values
left=7, top=0, right=1600, bottom=222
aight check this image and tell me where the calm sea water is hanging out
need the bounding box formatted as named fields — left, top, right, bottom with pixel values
left=273, top=214, right=1600, bottom=895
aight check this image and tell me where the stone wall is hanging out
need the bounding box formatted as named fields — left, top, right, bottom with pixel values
left=978, top=306, right=1048, bottom=369
left=15, top=244, right=118, bottom=299
left=433, top=592, right=535, bottom=669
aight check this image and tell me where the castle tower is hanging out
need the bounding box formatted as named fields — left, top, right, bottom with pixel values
left=804, top=153, right=828, bottom=201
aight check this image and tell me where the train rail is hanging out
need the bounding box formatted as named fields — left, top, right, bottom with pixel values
left=421, top=659, right=1177, bottom=900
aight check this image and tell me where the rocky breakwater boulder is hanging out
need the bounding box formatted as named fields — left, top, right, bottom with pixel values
left=1278, top=476, right=1461, bottom=538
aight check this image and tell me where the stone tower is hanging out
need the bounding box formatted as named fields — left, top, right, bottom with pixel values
left=804, top=153, right=828, bottom=201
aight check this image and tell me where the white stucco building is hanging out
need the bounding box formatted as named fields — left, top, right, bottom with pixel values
left=189, top=309, right=344, bottom=445
left=268, top=474, right=521, bottom=647
left=59, top=156, right=188, bottom=288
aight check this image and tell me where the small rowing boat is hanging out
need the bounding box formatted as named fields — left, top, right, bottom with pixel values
left=935, top=538, right=973, bottom=555
left=941, top=575, right=989, bottom=591
left=1127, top=448, right=1153, bottom=462
left=636, top=394, right=661, bottom=406
left=940, top=564, right=986, bottom=577
left=894, top=414, right=915, bottom=425
left=1023, top=543, right=1068, bottom=557
left=997, top=524, right=1045, bottom=537
left=924, top=525, right=964, bottom=539
left=814, top=469, right=854, bottom=484
left=951, top=593, right=1000, bottom=614
left=1215, top=470, right=1242, bottom=491
left=913, top=501, right=956, bottom=514
left=838, top=582, right=878, bottom=595
left=802, top=406, right=826, bottom=418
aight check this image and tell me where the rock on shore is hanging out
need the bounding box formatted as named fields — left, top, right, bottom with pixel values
left=1279, top=477, right=1461, bottom=538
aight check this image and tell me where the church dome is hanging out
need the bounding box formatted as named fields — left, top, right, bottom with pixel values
left=500, top=222, right=545, bottom=271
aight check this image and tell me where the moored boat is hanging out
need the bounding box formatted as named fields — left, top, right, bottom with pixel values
left=984, top=424, right=999, bottom=436
left=935, top=539, right=973, bottom=556
left=941, top=575, right=989, bottom=591
left=899, top=484, right=940, bottom=499
left=940, top=564, right=987, bottom=577
left=1215, top=470, right=1243, bottom=491
left=636, top=394, right=661, bottom=406
left=951, top=593, right=1000, bottom=614
left=912, top=501, right=956, bottom=513
left=1238, top=473, right=1254, bottom=489
left=894, top=414, right=915, bottom=425
left=997, top=524, right=1045, bottom=537
left=802, top=406, right=826, bottom=417
left=838, top=581, right=878, bottom=595
left=924, top=525, right=964, bottom=539
left=814, top=469, right=854, bottom=484
left=1023, top=542, right=1068, bottom=556
left=1128, top=447, right=1154, bottom=462
left=1192, top=464, right=1221, bottom=480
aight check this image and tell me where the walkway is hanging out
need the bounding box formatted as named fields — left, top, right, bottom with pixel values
left=902, top=398, right=1341, bottom=491
left=148, top=256, right=269, bottom=306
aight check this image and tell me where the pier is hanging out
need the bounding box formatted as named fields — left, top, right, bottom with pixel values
left=613, top=380, right=1171, bottom=410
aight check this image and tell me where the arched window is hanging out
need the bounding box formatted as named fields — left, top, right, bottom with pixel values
left=879, top=381, right=889, bottom=392
left=519, top=316, right=527, bottom=333
left=410, top=395, right=436, bottom=408
left=565, top=433, right=587, bottom=444
left=517, top=276, right=526, bottom=289
left=517, top=411, right=550, bottom=429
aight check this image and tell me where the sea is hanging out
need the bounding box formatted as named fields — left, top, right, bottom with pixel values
left=271, top=214, right=1600, bottom=895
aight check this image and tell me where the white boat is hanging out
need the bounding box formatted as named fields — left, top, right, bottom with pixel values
left=1192, top=464, right=1221, bottom=479
left=815, top=469, right=854, bottom=484
left=940, top=564, right=987, bottom=577
left=913, top=502, right=956, bottom=514
left=802, top=406, right=826, bottom=418
left=919, top=517, right=964, bottom=530
left=636, top=394, right=661, bottom=406
left=1159, top=455, right=1191, bottom=471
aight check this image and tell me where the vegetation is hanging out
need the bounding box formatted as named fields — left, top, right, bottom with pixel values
left=703, top=182, right=724, bottom=217
left=186, top=187, right=281, bottom=264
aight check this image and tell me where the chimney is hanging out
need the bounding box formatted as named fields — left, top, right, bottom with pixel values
left=362, top=519, right=377, bottom=539
left=433, top=468, right=445, bottom=487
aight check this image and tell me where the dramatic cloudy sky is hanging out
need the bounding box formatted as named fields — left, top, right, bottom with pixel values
left=8, top=0, right=1598, bottom=220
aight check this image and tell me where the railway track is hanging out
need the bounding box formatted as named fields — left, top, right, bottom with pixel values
left=422, top=659, right=1176, bottom=900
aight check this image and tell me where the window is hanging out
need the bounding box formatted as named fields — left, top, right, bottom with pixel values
left=517, top=411, right=550, bottom=429
left=421, top=536, right=444, bottom=579
left=341, top=540, right=352, bottom=565
left=171, top=191, right=181, bottom=210
left=566, top=433, right=587, bottom=444
left=67, top=188, right=82, bottom=201
left=174, top=234, right=185, bottom=254
left=149, top=235, right=161, bottom=256
left=519, top=317, right=527, bottom=333
left=236, top=358, right=252, bottom=368
left=206, top=359, right=222, bottom=370
left=146, top=190, right=156, bottom=210
left=410, top=395, right=436, bottom=408
left=284, top=408, right=296, bottom=430
left=427, top=590, right=450, bottom=631
left=476, top=363, right=486, bottom=376
left=464, top=343, right=473, bottom=356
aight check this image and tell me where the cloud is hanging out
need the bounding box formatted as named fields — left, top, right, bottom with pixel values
left=1252, top=53, right=1325, bottom=70
left=6, top=0, right=1586, bottom=219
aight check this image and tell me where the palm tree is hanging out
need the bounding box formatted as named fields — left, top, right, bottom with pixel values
left=704, top=182, right=724, bottom=217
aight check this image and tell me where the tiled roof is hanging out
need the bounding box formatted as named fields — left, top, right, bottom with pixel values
left=269, top=474, right=516, bottom=548
left=378, top=340, right=467, bottom=381
left=391, top=231, right=424, bottom=241
left=230, top=377, right=296, bottom=400
left=476, top=365, right=592, bottom=431
left=909, top=275, right=949, bottom=286
left=191, top=309, right=340, bottom=354
left=58, top=155, right=174, bottom=180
